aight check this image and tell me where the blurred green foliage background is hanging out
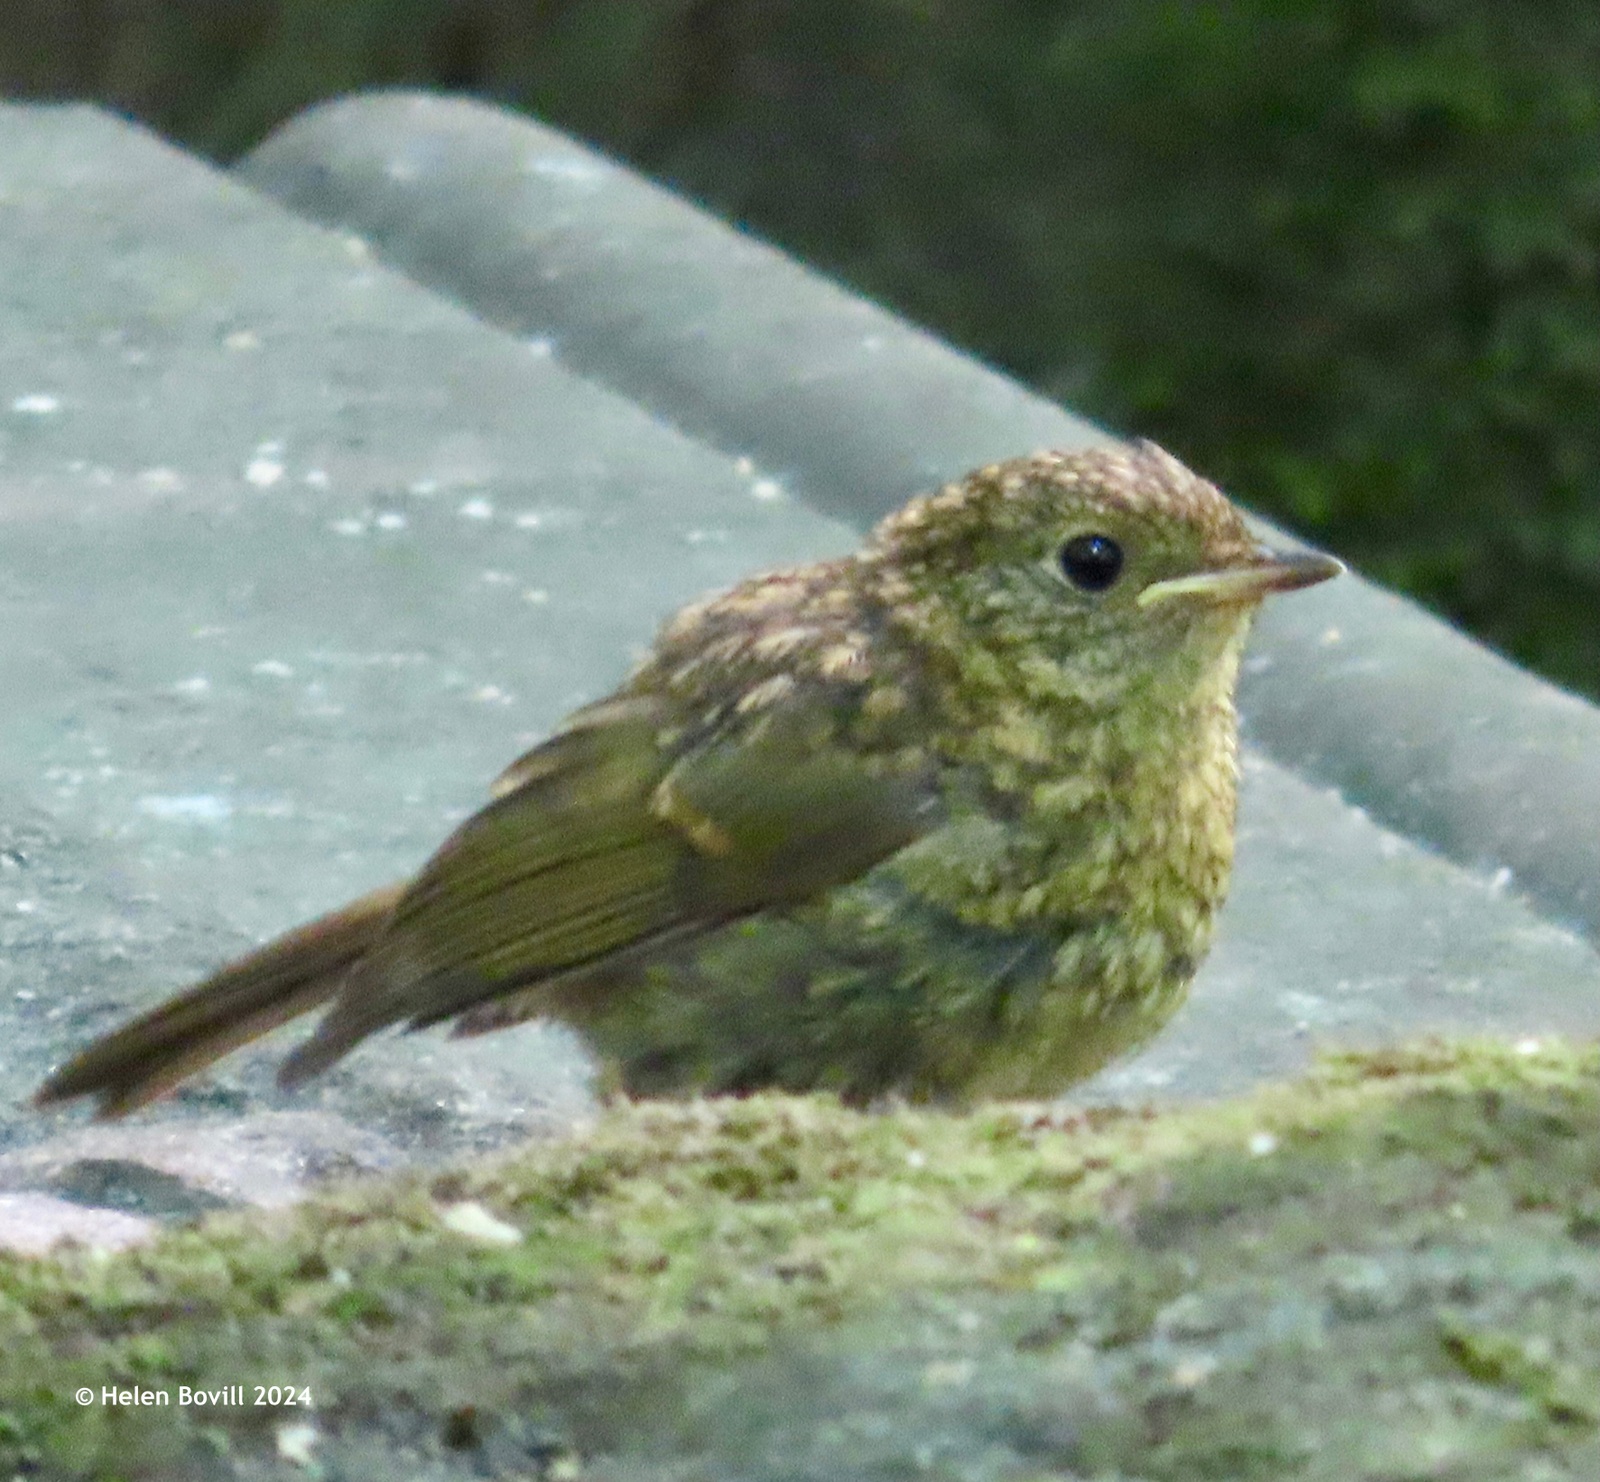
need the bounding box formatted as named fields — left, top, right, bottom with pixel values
left=3, top=0, right=1597, bottom=695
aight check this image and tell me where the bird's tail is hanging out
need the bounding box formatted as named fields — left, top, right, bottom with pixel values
left=33, top=884, right=403, bottom=1119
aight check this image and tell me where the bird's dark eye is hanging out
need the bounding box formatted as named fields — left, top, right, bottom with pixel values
left=1057, top=534, right=1124, bottom=593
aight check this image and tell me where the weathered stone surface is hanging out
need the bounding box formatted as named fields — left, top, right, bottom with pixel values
left=0, top=96, right=1594, bottom=1266
left=241, top=93, right=1102, bottom=527
left=1, top=102, right=850, bottom=1214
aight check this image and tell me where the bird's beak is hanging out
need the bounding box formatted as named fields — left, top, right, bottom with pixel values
left=1137, top=545, right=1344, bottom=609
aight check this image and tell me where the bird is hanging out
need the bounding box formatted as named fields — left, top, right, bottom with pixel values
left=35, top=441, right=1340, bottom=1118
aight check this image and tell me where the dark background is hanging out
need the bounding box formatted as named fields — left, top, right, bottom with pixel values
left=4, top=0, right=1597, bottom=698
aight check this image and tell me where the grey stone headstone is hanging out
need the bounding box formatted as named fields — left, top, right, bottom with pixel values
left=0, top=96, right=1592, bottom=1237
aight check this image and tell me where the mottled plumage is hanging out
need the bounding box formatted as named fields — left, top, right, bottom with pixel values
left=37, top=442, right=1339, bottom=1116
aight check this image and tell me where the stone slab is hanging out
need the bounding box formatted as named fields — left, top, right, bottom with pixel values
left=0, top=99, right=1590, bottom=1243
left=244, top=91, right=1600, bottom=952
left=0, top=102, right=855, bottom=1190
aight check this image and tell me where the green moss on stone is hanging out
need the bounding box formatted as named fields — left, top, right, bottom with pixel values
left=2, top=1038, right=1598, bottom=1478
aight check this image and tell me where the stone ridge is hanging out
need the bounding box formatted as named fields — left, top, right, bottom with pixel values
left=242, top=91, right=1600, bottom=951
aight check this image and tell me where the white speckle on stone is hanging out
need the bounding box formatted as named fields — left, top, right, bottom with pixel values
left=15, top=987, right=36, bottom=999
left=172, top=676, right=211, bottom=696
left=685, top=528, right=728, bottom=545
left=252, top=660, right=294, bottom=678
left=1489, top=865, right=1514, bottom=893
left=303, top=468, right=331, bottom=489
left=342, top=234, right=370, bottom=260
left=861, top=333, right=886, bottom=352
left=1320, top=626, right=1343, bottom=645
left=137, top=794, right=233, bottom=823
left=385, top=156, right=419, bottom=182
left=223, top=329, right=261, bottom=352
left=275, top=1420, right=320, bottom=1468
left=11, top=393, right=60, bottom=415
left=1516, top=1037, right=1542, bottom=1056
left=750, top=477, right=784, bottom=502
left=527, top=336, right=555, bottom=358
left=734, top=456, right=756, bottom=477
left=0, top=1193, right=155, bottom=1256
left=137, top=466, right=184, bottom=492
left=523, top=588, right=550, bottom=605
left=526, top=154, right=606, bottom=186
left=459, top=497, right=495, bottom=520
left=905, top=1149, right=926, bottom=1170
left=1279, top=989, right=1333, bottom=1026
left=438, top=1201, right=523, bottom=1246
left=513, top=510, right=544, bottom=529
left=245, top=457, right=285, bottom=489
left=481, top=570, right=514, bottom=586
left=329, top=517, right=366, bottom=537
left=374, top=511, right=408, bottom=531
left=14, top=900, right=37, bottom=914
left=1248, top=1131, right=1278, bottom=1157
left=472, top=685, right=513, bottom=705
left=409, top=478, right=439, bottom=496
left=1171, top=1355, right=1219, bottom=1390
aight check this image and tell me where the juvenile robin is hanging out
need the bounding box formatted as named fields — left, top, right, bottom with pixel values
left=36, top=441, right=1340, bottom=1116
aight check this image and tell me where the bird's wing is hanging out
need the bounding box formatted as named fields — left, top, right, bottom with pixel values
left=278, top=688, right=939, bottom=1083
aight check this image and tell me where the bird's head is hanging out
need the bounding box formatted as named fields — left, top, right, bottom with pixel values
left=865, top=440, right=1341, bottom=712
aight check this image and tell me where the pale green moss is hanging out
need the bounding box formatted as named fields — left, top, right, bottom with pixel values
left=3, top=1038, right=1598, bottom=1479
